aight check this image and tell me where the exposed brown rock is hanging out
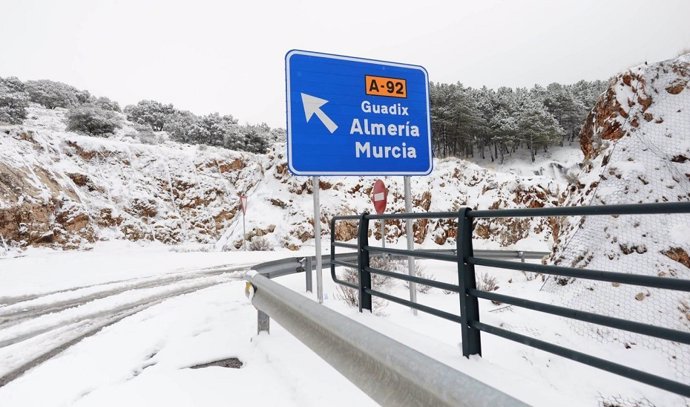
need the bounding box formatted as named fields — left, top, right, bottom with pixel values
left=65, top=140, right=97, bottom=160
left=334, top=220, right=358, bottom=241
left=55, top=205, right=95, bottom=242
left=121, top=223, right=148, bottom=241
left=128, top=198, right=158, bottom=218
left=270, top=198, right=287, bottom=208
left=475, top=223, right=491, bottom=239
left=213, top=209, right=237, bottom=230
left=579, top=71, right=651, bottom=160
left=67, top=173, right=90, bottom=187
left=98, top=208, right=123, bottom=227
left=217, top=159, right=245, bottom=173
left=619, top=244, right=647, bottom=255
left=666, top=79, right=687, bottom=95
left=17, top=131, right=36, bottom=144
left=413, top=219, right=428, bottom=244
left=414, top=191, right=432, bottom=211
left=638, top=96, right=652, bottom=111
left=662, top=247, right=690, bottom=268
left=274, top=163, right=288, bottom=178
left=349, top=184, right=362, bottom=194
left=0, top=202, right=54, bottom=246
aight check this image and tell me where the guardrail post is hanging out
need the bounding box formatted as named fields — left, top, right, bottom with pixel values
left=257, top=309, right=270, bottom=334
left=330, top=217, right=336, bottom=286
left=305, top=257, right=313, bottom=292
left=457, top=208, right=481, bottom=356
left=357, top=212, right=372, bottom=312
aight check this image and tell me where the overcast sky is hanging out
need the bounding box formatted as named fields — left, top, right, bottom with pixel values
left=2, top=0, right=689, bottom=128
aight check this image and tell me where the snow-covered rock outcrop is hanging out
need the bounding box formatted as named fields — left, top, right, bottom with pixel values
left=1, top=105, right=565, bottom=252
left=0, top=106, right=266, bottom=250
left=549, top=54, right=690, bottom=393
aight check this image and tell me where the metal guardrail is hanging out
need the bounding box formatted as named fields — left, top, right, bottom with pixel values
left=252, top=249, right=546, bottom=332
left=245, top=270, right=526, bottom=406
left=245, top=249, right=540, bottom=405
left=330, top=201, right=690, bottom=397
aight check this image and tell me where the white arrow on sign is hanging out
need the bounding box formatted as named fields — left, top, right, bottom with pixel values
left=301, top=93, right=338, bottom=134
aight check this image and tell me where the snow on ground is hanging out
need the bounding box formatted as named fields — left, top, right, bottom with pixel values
left=465, top=142, right=584, bottom=180
left=0, top=243, right=687, bottom=407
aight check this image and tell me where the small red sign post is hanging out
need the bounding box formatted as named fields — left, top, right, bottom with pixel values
left=239, top=195, right=248, bottom=251
left=371, top=180, right=388, bottom=247
left=240, top=195, right=248, bottom=215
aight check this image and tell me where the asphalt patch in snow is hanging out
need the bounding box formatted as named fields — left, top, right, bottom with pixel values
left=189, top=357, right=243, bottom=369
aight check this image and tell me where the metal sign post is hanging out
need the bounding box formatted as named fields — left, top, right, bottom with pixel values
left=313, top=176, right=323, bottom=303
left=240, top=195, right=248, bottom=251
left=371, top=179, right=388, bottom=248
left=381, top=219, right=386, bottom=249
left=404, top=176, right=417, bottom=315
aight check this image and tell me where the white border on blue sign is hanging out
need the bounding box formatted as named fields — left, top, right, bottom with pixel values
left=285, top=49, right=433, bottom=176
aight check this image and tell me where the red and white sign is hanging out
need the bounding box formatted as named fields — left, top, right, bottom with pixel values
left=371, top=179, right=388, bottom=214
left=239, top=195, right=248, bottom=215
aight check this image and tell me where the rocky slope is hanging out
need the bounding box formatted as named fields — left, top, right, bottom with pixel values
left=0, top=105, right=570, bottom=254
left=548, top=53, right=690, bottom=392
left=0, top=106, right=266, bottom=250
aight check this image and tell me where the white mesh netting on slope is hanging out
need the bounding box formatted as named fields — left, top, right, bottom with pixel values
left=544, top=55, right=690, bottom=400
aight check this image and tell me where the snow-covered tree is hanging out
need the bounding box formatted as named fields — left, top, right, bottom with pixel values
left=516, top=99, right=564, bottom=162
left=24, top=80, right=88, bottom=109
left=94, top=96, right=121, bottom=112
left=124, top=100, right=176, bottom=131
left=542, top=83, right=582, bottom=143
left=67, top=104, right=122, bottom=136
left=163, top=110, right=199, bottom=143
left=195, top=113, right=238, bottom=146
left=0, top=77, right=29, bottom=124
left=238, top=124, right=270, bottom=154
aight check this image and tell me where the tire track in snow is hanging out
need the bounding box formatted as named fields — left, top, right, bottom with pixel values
left=0, top=270, right=246, bottom=387
left=0, top=262, right=249, bottom=307
left=0, top=265, right=248, bottom=328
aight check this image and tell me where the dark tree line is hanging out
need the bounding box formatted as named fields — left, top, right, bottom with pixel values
left=429, top=80, right=607, bottom=162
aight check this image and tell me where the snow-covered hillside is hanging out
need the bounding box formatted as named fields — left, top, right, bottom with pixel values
left=548, top=53, right=690, bottom=397
left=0, top=106, right=267, bottom=251
left=1, top=105, right=574, bottom=254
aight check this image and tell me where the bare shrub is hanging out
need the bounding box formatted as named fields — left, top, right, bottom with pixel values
left=334, top=265, right=389, bottom=313
left=335, top=257, right=437, bottom=310
left=400, top=261, right=435, bottom=293
left=478, top=273, right=499, bottom=292
left=249, top=236, right=273, bottom=251
left=477, top=273, right=501, bottom=305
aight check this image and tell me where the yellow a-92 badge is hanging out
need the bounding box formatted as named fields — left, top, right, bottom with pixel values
left=365, top=75, right=407, bottom=98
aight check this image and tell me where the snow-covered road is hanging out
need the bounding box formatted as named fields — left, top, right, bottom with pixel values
left=0, top=243, right=377, bottom=406
left=0, top=270, right=245, bottom=386
left=1, top=242, right=687, bottom=406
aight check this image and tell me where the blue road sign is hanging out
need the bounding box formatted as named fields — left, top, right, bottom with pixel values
left=285, top=50, right=432, bottom=176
